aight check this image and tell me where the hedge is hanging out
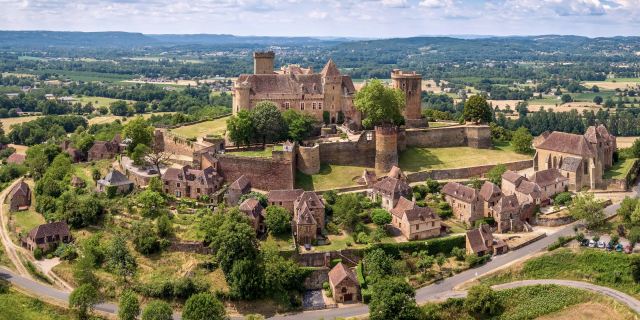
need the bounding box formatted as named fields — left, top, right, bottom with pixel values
left=364, top=235, right=466, bottom=258
left=357, top=260, right=367, bottom=289
left=547, top=236, right=576, bottom=251
left=330, top=259, right=342, bottom=269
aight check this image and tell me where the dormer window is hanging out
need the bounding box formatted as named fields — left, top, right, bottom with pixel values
left=199, top=178, right=203, bottom=183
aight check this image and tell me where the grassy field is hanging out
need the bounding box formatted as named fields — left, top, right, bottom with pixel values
left=73, top=96, right=134, bottom=109
left=605, top=78, right=640, bottom=83
left=427, top=122, right=453, bottom=127
left=228, top=145, right=283, bottom=158
left=0, top=115, right=43, bottom=132
left=574, top=91, right=616, bottom=101
left=295, top=164, right=369, bottom=191
left=0, top=234, right=15, bottom=272
left=603, top=157, right=636, bottom=179
left=7, top=180, right=44, bottom=237
left=397, top=140, right=533, bottom=173
left=616, top=136, right=638, bottom=149
left=171, top=117, right=229, bottom=138
left=0, top=287, right=73, bottom=320
left=88, top=112, right=175, bottom=125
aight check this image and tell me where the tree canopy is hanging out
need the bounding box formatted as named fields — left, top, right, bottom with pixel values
left=354, top=78, right=405, bottom=128
left=462, top=96, right=492, bottom=123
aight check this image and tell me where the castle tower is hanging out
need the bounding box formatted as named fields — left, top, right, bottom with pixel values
left=322, top=59, right=344, bottom=124
left=391, top=69, right=427, bottom=128
left=232, top=81, right=251, bottom=115
left=254, top=51, right=275, bottom=75
left=375, top=124, right=398, bottom=173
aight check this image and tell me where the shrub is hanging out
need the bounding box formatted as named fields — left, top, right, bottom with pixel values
left=330, top=259, right=342, bottom=268
left=554, top=192, right=572, bottom=206
left=340, top=134, right=348, bottom=140
left=160, top=239, right=172, bottom=250
left=47, top=253, right=53, bottom=259
left=322, top=282, right=330, bottom=290
left=33, top=248, right=42, bottom=260
left=611, top=235, right=620, bottom=246
left=357, top=260, right=367, bottom=289
left=365, top=235, right=466, bottom=258
left=593, top=235, right=600, bottom=242
left=466, top=254, right=490, bottom=267
left=575, top=232, right=585, bottom=243
left=361, top=288, right=372, bottom=304
left=358, top=232, right=369, bottom=244
left=325, top=290, right=332, bottom=298
left=346, top=241, right=352, bottom=247
left=474, top=217, right=495, bottom=228
left=547, top=236, right=575, bottom=251
left=451, top=247, right=466, bottom=261
left=312, top=238, right=318, bottom=246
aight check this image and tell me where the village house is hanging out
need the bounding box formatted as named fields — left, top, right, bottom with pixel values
left=357, top=169, right=377, bottom=187
left=7, top=153, right=26, bottom=165
left=488, top=194, right=522, bottom=233
left=10, top=181, right=31, bottom=211
left=21, top=221, right=72, bottom=252
left=466, top=224, right=507, bottom=256
left=226, top=175, right=252, bottom=206
left=529, top=168, right=569, bottom=204
left=97, top=170, right=133, bottom=195
left=390, top=197, right=443, bottom=241
left=60, top=141, right=84, bottom=163
left=328, top=262, right=359, bottom=303
left=88, top=140, right=118, bottom=161
left=162, top=165, right=224, bottom=201
left=442, top=182, right=484, bottom=226
left=501, top=170, right=541, bottom=205
left=292, top=191, right=326, bottom=245
left=532, top=130, right=550, bottom=148
left=387, top=166, right=407, bottom=182
left=239, top=198, right=266, bottom=234
left=478, top=181, right=503, bottom=216
left=70, top=175, right=85, bottom=188
left=369, top=176, right=412, bottom=211
left=267, top=189, right=304, bottom=213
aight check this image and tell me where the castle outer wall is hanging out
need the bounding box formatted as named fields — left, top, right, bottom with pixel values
left=217, top=153, right=295, bottom=191
left=404, top=126, right=492, bottom=149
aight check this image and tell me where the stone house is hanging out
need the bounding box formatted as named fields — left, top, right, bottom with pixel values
left=7, top=153, right=26, bottom=165
left=387, top=166, right=407, bottom=182
left=97, top=170, right=133, bottom=195
left=390, top=197, right=442, bottom=241
left=292, top=191, right=326, bottom=245
left=162, top=165, right=224, bottom=201
left=532, top=130, right=550, bottom=148
left=529, top=168, right=569, bottom=204
left=501, top=170, right=541, bottom=205
left=226, top=175, right=252, bottom=206
left=328, top=262, right=359, bottom=303
left=267, top=189, right=304, bottom=213
left=358, top=169, right=377, bottom=186
left=88, top=140, right=118, bottom=161
left=70, top=175, right=85, bottom=188
left=442, top=182, right=484, bottom=226
left=239, top=198, right=265, bottom=233
left=369, top=176, right=412, bottom=211
left=488, top=194, right=523, bottom=232
left=21, top=221, right=72, bottom=252
left=10, top=181, right=31, bottom=211
left=466, top=224, right=507, bottom=256
left=60, top=141, right=84, bottom=163
left=478, top=181, right=503, bottom=217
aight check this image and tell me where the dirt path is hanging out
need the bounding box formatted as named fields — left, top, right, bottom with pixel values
left=0, top=179, right=32, bottom=279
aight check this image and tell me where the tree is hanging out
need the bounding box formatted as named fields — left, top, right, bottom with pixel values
left=123, top=116, right=154, bottom=159
left=486, top=163, right=508, bottom=187
left=142, top=301, right=173, bottom=320
left=226, top=109, right=254, bottom=149
left=136, top=190, right=167, bottom=216
left=91, top=167, right=101, bottom=181
left=561, top=94, right=573, bottom=103
left=365, top=248, right=394, bottom=277
left=264, top=206, right=291, bottom=235
left=77, top=134, right=95, bottom=156
left=68, top=283, right=99, bottom=320
left=182, top=293, right=229, bottom=320
left=511, top=126, right=533, bottom=154
left=462, top=96, right=491, bottom=123
left=604, top=98, right=615, bottom=108
left=83, top=102, right=94, bottom=114
left=131, top=219, right=160, bottom=254
left=368, top=277, right=419, bottom=320
left=133, top=101, right=149, bottom=114
left=593, top=96, right=603, bottom=105
left=238, top=192, right=268, bottom=208
left=629, top=227, right=640, bottom=250
left=157, top=215, right=174, bottom=238
left=468, top=176, right=484, bottom=190
left=210, top=208, right=260, bottom=276
left=333, top=193, right=362, bottom=230
left=73, top=250, right=96, bottom=286
left=323, top=110, right=330, bottom=125
left=33, top=248, right=42, bottom=260
left=148, top=176, right=163, bottom=193
left=131, top=143, right=174, bottom=178
left=109, top=100, right=129, bottom=116
left=229, top=258, right=265, bottom=300
left=632, top=139, right=640, bottom=159
left=354, top=78, right=405, bottom=128
left=569, top=193, right=605, bottom=228
left=118, top=289, right=140, bottom=320
left=261, top=242, right=306, bottom=295
left=282, top=109, right=315, bottom=143
left=464, top=284, right=500, bottom=315
left=322, top=190, right=339, bottom=205
left=592, top=85, right=600, bottom=92
left=250, top=101, right=285, bottom=146
left=106, top=234, right=137, bottom=283
left=417, top=251, right=435, bottom=275
left=371, top=209, right=392, bottom=226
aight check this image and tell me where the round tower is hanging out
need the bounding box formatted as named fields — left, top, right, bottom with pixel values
left=297, top=143, right=320, bottom=175
left=375, top=124, right=398, bottom=173
left=392, top=69, right=426, bottom=127
left=253, top=51, right=275, bottom=75
left=232, top=81, right=251, bottom=115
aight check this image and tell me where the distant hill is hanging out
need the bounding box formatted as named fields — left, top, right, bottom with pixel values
left=146, top=34, right=349, bottom=45
left=0, top=31, right=160, bottom=47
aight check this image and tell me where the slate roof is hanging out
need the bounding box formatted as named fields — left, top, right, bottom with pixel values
left=372, top=176, right=412, bottom=200
left=492, top=194, right=519, bottom=213
left=71, top=175, right=84, bottom=187
left=294, top=191, right=325, bottom=210
left=441, top=182, right=478, bottom=202
left=536, top=132, right=596, bottom=155
left=328, top=262, right=358, bottom=287
left=390, top=197, right=440, bottom=223
left=466, top=224, right=494, bottom=254
left=529, top=169, right=568, bottom=187
left=267, top=189, right=304, bottom=202
left=27, top=221, right=71, bottom=241
left=479, top=181, right=502, bottom=201
left=540, top=131, right=551, bottom=139
left=97, top=170, right=132, bottom=186
left=7, top=153, right=26, bottom=165
left=296, top=201, right=317, bottom=225
left=560, top=156, right=583, bottom=172
left=229, top=175, right=251, bottom=191
left=596, top=125, right=616, bottom=145
left=11, top=181, right=30, bottom=198
left=321, top=59, right=342, bottom=77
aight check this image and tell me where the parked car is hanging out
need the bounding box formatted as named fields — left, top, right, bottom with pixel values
left=589, top=240, right=596, bottom=248
left=606, top=242, right=612, bottom=251
left=304, top=244, right=311, bottom=251
left=598, top=241, right=605, bottom=249
left=147, top=169, right=158, bottom=175
left=616, top=244, right=623, bottom=252
left=625, top=246, right=632, bottom=254
left=581, top=239, right=589, bottom=246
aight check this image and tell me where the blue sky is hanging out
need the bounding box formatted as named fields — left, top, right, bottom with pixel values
left=0, top=0, right=638, bottom=37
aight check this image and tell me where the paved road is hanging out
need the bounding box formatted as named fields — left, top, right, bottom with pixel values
left=1, top=184, right=637, bottom=320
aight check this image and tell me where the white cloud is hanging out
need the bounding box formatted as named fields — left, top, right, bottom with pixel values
left=308, top=10, right=328, bottom=19
left=381, top=0, right=408, bottom=7
left=546, top=0, right=606, bottom=15
left=419, top=0, right=447, bottom=8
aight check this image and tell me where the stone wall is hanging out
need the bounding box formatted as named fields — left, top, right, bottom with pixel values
left=297, top=144, right=321, bottom=175
left=406, top=159, right=534, bottom=182
left=375, top=125, right=398, bottom=173
left=124, top=168, right=152, bottom=187
left=601, top=179, right=628, bottom=191
left=508, top=233, right=547, bottom=251
left=303, top=267, right=330, bottom=290
left=318, top=132, right=376, bottom=167
left=404, top=125, right=492, bottom=149
left=217, top=154, right=295, bottom=191
left=533, top=215, right=575, bottom=227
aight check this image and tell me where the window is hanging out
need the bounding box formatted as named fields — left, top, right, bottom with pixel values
left=312, top=102, right=316, bottom=109
left=333, top=86, right=335, bottom=90
left=332, top=104, right=335, bottom=109
left=342, top=287, right=347, bottom=293
left=544, top=187, right=547, bottom=191
left=196, top=188, right=201, bottom=193
left=285, top=102, right=290, bottom=110
left=319, top=103, right=322, bottom=109
left=416, top=224, right=420, bottom=230
left=271, top=202, right=275, bottom=205
left=175, top=191, right=181, bottom=197
left=584, top=161, right=588, bottom=174
left=165, top=189, right=168, bottom=193
left=236, top=105, right=239, bottom=111
left=279, top=201, right=282, bottom=206
left=199, top=178, right=203, bottom=183
left=332, top=96, right=335, bottom=101
left=300, top=103, right=305, bottom=110
left=165, top=181, right=169, bottom=185
left=366, top=132, right=373, bottom=141
left=432, top=221, right=435, bottom=227
left=177, top=183, right=181, bottom=188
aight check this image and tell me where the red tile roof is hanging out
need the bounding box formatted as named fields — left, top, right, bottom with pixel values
left=372, top=177, right=412, bottom=200
left=7, top=153, right=26, bottom=165
left=390, top=197, right=440, bottom=223
left=492, top=194, right=519, bottom=213
left=328, top=262, right=358, bottom=287
left=466, top=224, right=494, bottom=254
left=27, top=221, right=71, bottom=244
left=11, top=181, right=30, bottom=198
left=321, top=59, right=342, bottom=77
left=479, top=181, right=502, bottom=201
left=229, top=175, right=251, bottom=191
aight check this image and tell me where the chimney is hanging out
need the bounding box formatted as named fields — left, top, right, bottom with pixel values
left=412, top=195, right=416, bottom=203
left=308, top=66, right=313, bottom=74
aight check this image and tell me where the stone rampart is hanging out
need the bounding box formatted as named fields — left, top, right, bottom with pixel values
left=217, top=154, right=295, bottom=191
left=318, top=132, right=376, bottom=167
left=297, top=144, right=321, bottom=175
left=406, top=159, right=533, bottom=182
left=404, top=125, right=492, bottom=149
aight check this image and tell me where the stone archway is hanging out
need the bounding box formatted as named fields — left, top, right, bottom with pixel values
left=331, top=117, right=336, bottom=124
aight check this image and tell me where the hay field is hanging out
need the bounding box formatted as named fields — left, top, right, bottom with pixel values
left=1, top=115, right=44, bottom=132
left=615, top=136, right=639, bottom=149
left=88, top=112, right=175, bottom=125
left=8, top=144, right=28, bottom=155
left=584, top=81, right=640, bottom=91
left=122, top=78, right=231, bottom=87
left=73, top=96, right=135, bottom=109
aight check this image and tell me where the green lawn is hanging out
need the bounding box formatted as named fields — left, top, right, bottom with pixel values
left=171, top=117, right=229, bottom=138
left=574, top=91, right=616, bottom=101
left=528, top=99, right=563, bottom=105
left=427, top=122, right=452, bottom=127
left=398, top=140, right=533, bottom=173
left=228, top=145, right=283, bottom=158
left=13, top=209, right=45, bottom=235
left=0, top=287, right=73, bottom=320
left=295, top=164, right=369, bottom=191
left=606, top=78, right=640, bottom=83
left=603, top=157, right=636, bottom=179
left=313, top=223, right=395, bottom=252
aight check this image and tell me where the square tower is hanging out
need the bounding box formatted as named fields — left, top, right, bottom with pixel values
left=254, top=51, right=275, bottom=75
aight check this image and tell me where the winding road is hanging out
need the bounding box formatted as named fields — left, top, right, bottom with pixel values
left=0, top=183, right=638, bottom=319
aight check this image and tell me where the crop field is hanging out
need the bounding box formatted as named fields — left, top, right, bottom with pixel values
left=573, top=91, right=616, bottom=101
left=18, top=69, right=135, bottom=83
left=615, top=136, right=638, bottom=148
left=0, top=115, right=44, bottom=132
left=73, top=96, right=134, bottom=109
left=605, top=78, right=640, bottom=83
left=17, top=56, right=42, bottom=61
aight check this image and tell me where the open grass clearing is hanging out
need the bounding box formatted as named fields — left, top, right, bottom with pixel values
left=603, top=157, right=636, bottom=179
left=312, top=223, right=396, bottom=252
left=0, top=234, right=16, bottom=272
left=574, top=91, right=616, bottom=101
left=88, top=112, right=176, bottom=125
left=0, top=286, right=75, bottom=320
left=427, top=122, right=452, bottom=127
left=73, top=96, right=134, bottom=109
left=398, top=140, right=533, bottom=173
left=584, top=81, right=640, bottom=91
left=7, top=179, right=43, bottom=238
left=295, top=164, right=369, bottom=191
left=170, top=117, right=229, bottom=138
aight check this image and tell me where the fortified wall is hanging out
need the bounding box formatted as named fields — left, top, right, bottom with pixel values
left=405, top=125, right=492, bottom=149
left=217, top=152, right=295, bottom=191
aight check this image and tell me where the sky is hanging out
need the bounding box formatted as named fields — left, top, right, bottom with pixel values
left=0, top=0, right=639, bottom=38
